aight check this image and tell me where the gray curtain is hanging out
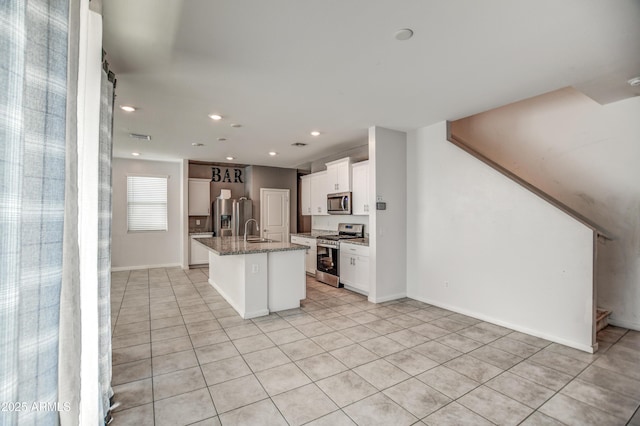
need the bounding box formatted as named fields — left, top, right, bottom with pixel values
left=98, top=65, right=115, bottom=423
left=0, top=0, right=69, bottom=425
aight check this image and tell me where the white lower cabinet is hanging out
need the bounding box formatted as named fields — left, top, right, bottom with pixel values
left=339, top=242, right=369, bottom=295
left=190, top=234, right=212, bottom=265
left=291, top=235, right=317, bottom=275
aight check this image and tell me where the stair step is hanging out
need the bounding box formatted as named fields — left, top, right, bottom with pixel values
left=596, top=308, right=611, bottom=332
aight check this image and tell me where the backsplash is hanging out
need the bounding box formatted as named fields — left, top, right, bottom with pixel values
left=312, top=215, right=369, bottom=235
left=189, top=216, right=211, bottom=233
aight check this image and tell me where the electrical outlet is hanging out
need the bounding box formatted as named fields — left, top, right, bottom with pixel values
left=252, top=264, right=259, bottom=273
left=196, top=219, right=201, bottom=225
left=444, top=281, right=449, bottom=288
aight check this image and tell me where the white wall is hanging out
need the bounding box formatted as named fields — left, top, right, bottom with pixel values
left=306, top=143, right=369, bottom=173
left=369, top=127, right=407, bottom=303
left=407, top=122, right=596, bottom=351
left=77, top=6, right=102, bottom=424
left=112, top=158, right=183, bottom=269
left=451, top=89, right=640, bottom=330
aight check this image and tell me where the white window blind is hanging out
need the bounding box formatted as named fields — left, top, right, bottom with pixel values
left=127, top=176, right=168, bottom=231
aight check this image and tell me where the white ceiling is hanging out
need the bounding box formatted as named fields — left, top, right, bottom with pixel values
left=102, top=0, right=640, bottom=168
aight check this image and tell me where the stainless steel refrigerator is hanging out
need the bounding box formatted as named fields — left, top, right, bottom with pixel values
left=213, top=197, right=253, bottom=237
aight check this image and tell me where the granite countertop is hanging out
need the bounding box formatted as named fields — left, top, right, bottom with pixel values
left=290, top=229, right=336, bottom=238
left=194, top=236, right=308, bottom=256
left=341, top=238, right=369, bottom=247
left=189, top=231, right=214, bottom=236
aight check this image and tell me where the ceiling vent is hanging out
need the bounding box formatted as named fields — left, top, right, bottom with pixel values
left=129, top=133, right=151, bottom=141
left=291, top=142, right=307, bottom=147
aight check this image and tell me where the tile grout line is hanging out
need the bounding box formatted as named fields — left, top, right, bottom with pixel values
left=144, top=269, right=155, bottom=426
left=185, top=268, right=231, bottom=424
left=112, top=268, right=640, bottom=425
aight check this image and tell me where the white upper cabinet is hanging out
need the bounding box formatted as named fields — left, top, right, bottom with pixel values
left=188, top=178, right=211, bottom=216
left=326, top=157, right=352, bottom=193
left=310, top=171, right=328, bottom=215
left=300, top=174, right=312, bottom=216
left=351, top=161, right=370, bottom=215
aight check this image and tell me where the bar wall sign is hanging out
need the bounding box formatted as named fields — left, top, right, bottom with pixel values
left=212, top=167, right=243, bottom=183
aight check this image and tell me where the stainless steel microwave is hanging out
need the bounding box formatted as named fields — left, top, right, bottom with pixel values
left=327, top=192, right=352, bottom=215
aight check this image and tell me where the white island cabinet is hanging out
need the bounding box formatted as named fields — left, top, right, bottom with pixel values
left=194, top=237, right=307, bottom=318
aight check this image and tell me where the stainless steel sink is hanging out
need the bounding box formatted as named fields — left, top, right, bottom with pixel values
left=244, top=237, right=272, bottom=243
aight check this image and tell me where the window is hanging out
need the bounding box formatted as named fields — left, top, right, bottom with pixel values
left=127, top=175, right=168, bottom=232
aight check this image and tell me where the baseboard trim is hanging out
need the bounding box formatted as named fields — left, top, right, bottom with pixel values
left=369, top=292, right=407, bottom=304
left=408, top=293, right=596, bottom=353
left=111, top=263, right=182, bottom=272
left=344, top=285, right=368, bottom=297
left=608, top=317, right=640, bottom=331
left=244, top=309, right=271, bottom=319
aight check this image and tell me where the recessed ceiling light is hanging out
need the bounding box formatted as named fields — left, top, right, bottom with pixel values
left=120, top=105, right=136, bottom=112
left=131, top=152, right=140, bottom=156
left=291, top=142, right=307, bottom=147
left=628, top=77, right=640, bottom=87
left=268, top=151, right=277, bottom=156
left=226, top=156, right=234, bottom=161
left=129, top=133, right=151, bottom=141
left=217, top=137, right=227, bottom=142
left=192, top=143, right=204, bottom=147
left=310, top=131, right=320, bottom=136
left=394, top=28, right=414, bottom=41
left=230, top=123, right=242, bottom=128
left=208, top=114, right=222, bottom=120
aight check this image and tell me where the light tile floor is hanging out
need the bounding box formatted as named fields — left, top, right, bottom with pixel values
left=109, top=268, right=640, bottom=426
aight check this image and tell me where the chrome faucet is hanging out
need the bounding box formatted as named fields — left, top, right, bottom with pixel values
left=243, top=219, right=259, bottom=242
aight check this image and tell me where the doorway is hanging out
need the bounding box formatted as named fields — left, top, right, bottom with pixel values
left=260, top=188, right=290, bottom=242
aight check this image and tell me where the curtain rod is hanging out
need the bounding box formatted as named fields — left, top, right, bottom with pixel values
left=101, top=49, right=117, bottom=87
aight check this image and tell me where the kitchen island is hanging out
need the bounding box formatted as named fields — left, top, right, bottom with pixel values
left=194, top=237, right=307, bottom=319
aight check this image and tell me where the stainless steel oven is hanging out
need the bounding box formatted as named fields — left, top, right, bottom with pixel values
left=316, top=223, right=364, bottom=287
left=316, top=240, right=340, bottom=287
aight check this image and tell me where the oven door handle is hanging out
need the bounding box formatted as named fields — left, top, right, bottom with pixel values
left=317, top=243, right=335, bottom=249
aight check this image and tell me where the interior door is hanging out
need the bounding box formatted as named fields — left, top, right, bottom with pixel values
left=260, top=188, right=290, bottom=242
